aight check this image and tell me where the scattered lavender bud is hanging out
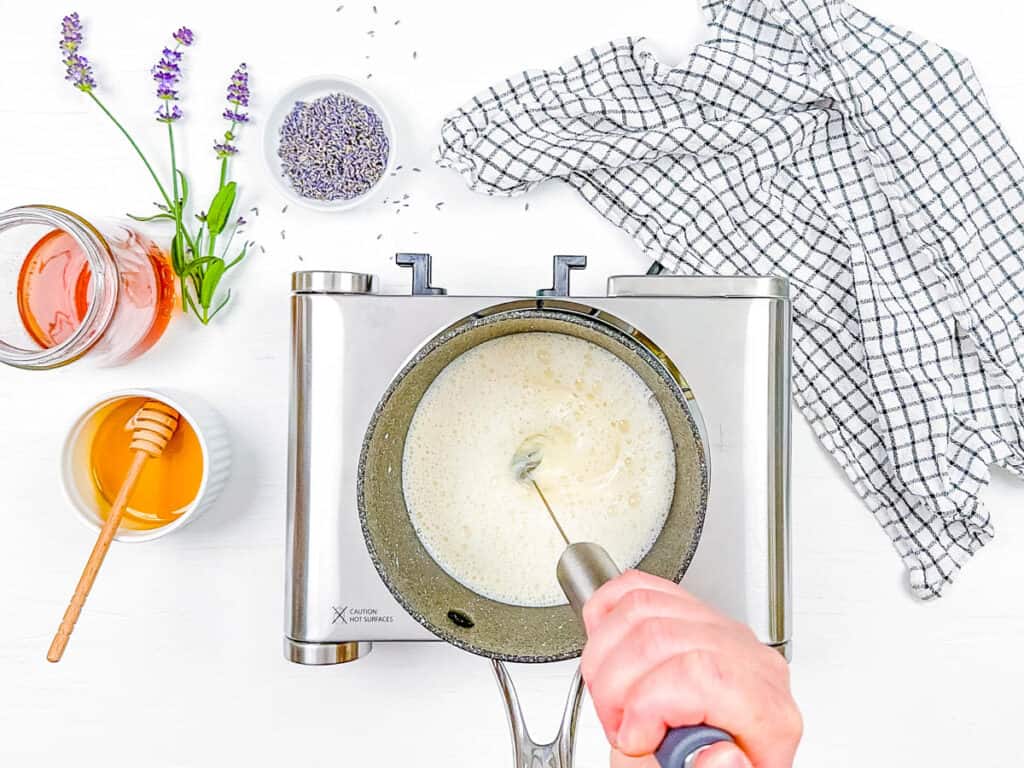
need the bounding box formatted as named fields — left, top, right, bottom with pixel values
left=413, top=51, right=418, bottom=59
left=394, top=19, right=400, bottom=25
left=297, top=254, right=304, bottom=261
left=395, top=165, right=403, bottom=171
left=435, top=202, right=444, bottom=210
left=412, top=167, right=421, bottom=172
left=282, top=204, right=289, bottom=213
left=372, top=4, right=377, bottom=12
left=250, top=206, right=259, bottom=216
left=367, top=73, right=373, bottom=79
left=376, top=233, right=383, bottom=240
left=367, top=30, right=375, bottom=36
left=336, top=4, right=344, bottom=10
left=260, top=245, right=266, bottom=254
left=281, top=230, right=287, bottom=239
left=524, top=202, right=530, bottom=211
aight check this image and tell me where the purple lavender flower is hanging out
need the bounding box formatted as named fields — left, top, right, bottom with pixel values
left=214, top=64, right=250, bottom=158
left=152, top=32, right=192, bottom=122
left=60, top=12, right=96, bottom=92
left=157, top=104, right=183, bottom=123
left=226, top=64, right=249, bottom=107
left=172, top=27, right=194, bottom=46
left=60, top=12, right=82, bottom=50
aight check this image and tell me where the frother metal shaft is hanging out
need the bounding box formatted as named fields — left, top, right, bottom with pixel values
left=555, top=542, right=735, bottom=768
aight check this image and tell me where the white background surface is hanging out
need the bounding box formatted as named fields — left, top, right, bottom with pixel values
left=1, top=1, right=1022, bottom=765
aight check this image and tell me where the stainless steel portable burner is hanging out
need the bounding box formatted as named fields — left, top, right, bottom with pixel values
left=285, top=254, right=792, bottom=666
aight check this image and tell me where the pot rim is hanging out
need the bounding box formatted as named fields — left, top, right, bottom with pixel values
left=357, top=303, right=709, bottom=662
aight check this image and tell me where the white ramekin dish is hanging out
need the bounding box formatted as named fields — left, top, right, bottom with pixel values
left=60, top=388, right=231, bottom=543
left=262, top=74, right=397, bottom=212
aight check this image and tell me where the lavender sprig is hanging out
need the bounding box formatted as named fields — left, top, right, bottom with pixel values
left=146, top=26, right=198, bottom=316
left=58, top=12, right=249, bottom=326
left=214, top=63, right=248, bottom=159
left=188, top=62, right=253, bottom=323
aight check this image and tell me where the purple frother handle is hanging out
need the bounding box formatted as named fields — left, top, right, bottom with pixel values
left=655, top=725, right=734, bottom=767
left=557, top=543, right=737, bottom=768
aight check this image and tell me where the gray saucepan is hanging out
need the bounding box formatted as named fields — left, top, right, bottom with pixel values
left=357, top=302, right=710, bottom=663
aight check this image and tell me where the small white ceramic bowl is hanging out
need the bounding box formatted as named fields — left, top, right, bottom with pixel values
left=263, top=75, right=397, bottom=212
left=61, top=388, right=231, bottom=543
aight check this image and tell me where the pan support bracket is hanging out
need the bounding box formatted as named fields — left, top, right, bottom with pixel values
left=493, top=659, right=585, bottom=768
left=396, top=252, right=447, bottom=295
left=537, top=255, right=587, bottom=297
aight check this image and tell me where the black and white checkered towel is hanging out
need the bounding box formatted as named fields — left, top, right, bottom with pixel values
left=436, top=0, right=1024, bottom=599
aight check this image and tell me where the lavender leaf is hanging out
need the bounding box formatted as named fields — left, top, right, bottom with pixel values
left=206, top=181, right=237, bottom=235
left=200, top=258, right=227, bottom=309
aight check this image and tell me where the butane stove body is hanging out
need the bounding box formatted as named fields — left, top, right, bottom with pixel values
left=285, top=255, right=791, bottom=664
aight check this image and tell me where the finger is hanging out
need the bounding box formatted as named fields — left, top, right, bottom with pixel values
left=582, top=588, right=726, bottom=685
left=616, top=652, right=801, bottom=768
left=693, top=742, right=753, bottom=768
left=610, top=749, right=659, bottom=768
left=583, top=570, right=693, bottom=634
left=590, top=620, right=751, bottom=742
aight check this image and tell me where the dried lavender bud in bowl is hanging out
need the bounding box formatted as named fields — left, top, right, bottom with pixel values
left=263, top=76, right=396, bottom=211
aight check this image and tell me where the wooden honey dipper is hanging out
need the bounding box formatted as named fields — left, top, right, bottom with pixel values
left=47, top=401, right=180, bottom=663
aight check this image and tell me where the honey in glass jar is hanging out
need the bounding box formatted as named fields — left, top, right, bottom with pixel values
left=0, top=205, right=175, bottom=370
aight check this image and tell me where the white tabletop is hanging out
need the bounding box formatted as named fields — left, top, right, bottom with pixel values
left=1, top=1, right=1021, bottom=765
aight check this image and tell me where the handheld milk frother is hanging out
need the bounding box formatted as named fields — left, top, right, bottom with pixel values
left=512, top=445, right=734, bottom=768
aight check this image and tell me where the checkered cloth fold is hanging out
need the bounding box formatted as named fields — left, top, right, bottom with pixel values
left=436, top=0, right=1024, bottom=598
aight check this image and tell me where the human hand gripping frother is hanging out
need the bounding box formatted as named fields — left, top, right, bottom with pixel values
left=514, top=447, right=801, bottom=768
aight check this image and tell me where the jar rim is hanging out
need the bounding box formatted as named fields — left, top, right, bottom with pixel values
left=0, top=205, right=118, bottom=370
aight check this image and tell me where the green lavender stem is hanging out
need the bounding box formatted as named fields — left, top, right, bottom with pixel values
left=88, top=92, right=173, bottom=210
left=200, top=151, right=233, bottom=324
left=165, top=126, right=202, bottom=316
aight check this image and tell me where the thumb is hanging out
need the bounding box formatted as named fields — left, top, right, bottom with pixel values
left=693, top=742, right=753, bottom=768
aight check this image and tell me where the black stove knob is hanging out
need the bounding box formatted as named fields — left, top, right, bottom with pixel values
left=396, top=253, right=447, bottom=295
left=537, top=255, right=587, bottom=297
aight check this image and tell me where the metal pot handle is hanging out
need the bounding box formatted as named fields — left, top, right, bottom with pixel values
left=492, top=659, right=586, bottom=768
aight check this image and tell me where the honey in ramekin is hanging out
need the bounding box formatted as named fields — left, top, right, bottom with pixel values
left=89, top=397, right=204, bottom=530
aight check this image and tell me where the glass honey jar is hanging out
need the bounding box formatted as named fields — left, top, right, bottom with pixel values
left=0, top=205, right=175, bottom=369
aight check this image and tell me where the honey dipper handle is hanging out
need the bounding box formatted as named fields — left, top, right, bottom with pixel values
left=47, top=450, right=149, bottom=663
